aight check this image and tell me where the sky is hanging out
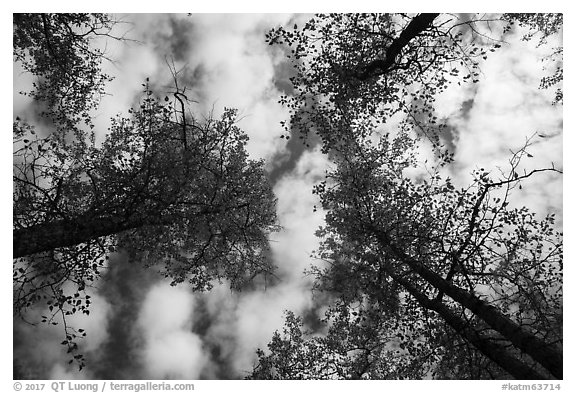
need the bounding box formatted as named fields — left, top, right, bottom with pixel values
left=9, top=11, right=569, bottom=383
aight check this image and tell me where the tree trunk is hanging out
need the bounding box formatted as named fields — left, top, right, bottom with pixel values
left=390, top=271, right=549, bottom=379
left=356, top=13, right=440, bottom=80
left=375, top=230, right=563, bottom=379
left=13, top=215, right=144, bottom=258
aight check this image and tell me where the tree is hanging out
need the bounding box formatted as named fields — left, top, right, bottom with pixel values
left=251, top=13, right=562, bottom=379
left=13, top=13, right=278, bottom=369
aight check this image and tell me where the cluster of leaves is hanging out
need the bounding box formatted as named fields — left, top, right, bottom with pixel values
left=111, top=87, right=280, bottom=291
left=13, top=13, right=119, bottom=137
left=249, top=306, right=398, bottom=380
left=503, top=13, right=563, bottom=47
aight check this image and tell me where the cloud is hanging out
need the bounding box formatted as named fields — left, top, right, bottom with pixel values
left=189, top=280, right=316, bottom=378
left=136, top=283, right=208, bottom=379
left=12, top=62, right=35, bottom=120
left=90, top=253, right=160, bottom=379
left=271, top=148, right=329, bottom=277
left=229, top=149, right=330, bottom=373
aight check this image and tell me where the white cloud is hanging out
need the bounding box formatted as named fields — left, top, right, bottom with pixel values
left=49, top=364, right=85, bottom=380
left=192, top=279, right=315, bottom=377
left=140, top=332, right=206, bottom=379
left=13, top=62, right=35, bottom=119
left=65, top=291, right=112, bottom=354
left=271, top=148, right=330, bottom=277
left=136, top=282, right=208, bottom=379
left=231, top=282, right=313, bottom=373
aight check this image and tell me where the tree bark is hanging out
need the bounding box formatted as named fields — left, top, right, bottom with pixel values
left=375, top=230, right=563, bottom=379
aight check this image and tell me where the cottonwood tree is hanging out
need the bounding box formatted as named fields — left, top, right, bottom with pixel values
left=13, top=13, right=278, bottom=370
left=251, top=13, right=562, bottom=379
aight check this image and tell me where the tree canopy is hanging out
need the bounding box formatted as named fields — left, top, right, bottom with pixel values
left=250, top=13, right=562, bottom=380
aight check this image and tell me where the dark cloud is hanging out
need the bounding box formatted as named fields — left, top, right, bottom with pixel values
left=191, top=297, right=237, bottom=379
left=437, top=122, right=458, bottom=153
left=166, top=16, right=195, bottom=62
left=268, top=134, right=306, bottom=185
left=137, top=14, right=196, bottom=63
left=13, top=322, right=49, bottom=379
left=409, top=88, right=474, bottom=155
left=301, top=302, right=326, bottom=334
left=91, top=253, right=160, bottom=379
left=13, top=358, right=34, bottom=380
left=270, top=55, right=296, bottom=97
left=438, top=90, right=477, bottom=153
left=265, top=42, right=314, bottom=185
left=461, top=97, right=475, bottom=118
